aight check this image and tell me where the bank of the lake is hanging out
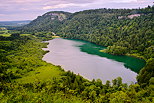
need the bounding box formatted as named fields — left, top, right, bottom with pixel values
left=43, top=38, right=146, bottom=84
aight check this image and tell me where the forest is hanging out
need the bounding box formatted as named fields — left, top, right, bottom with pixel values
left=0, top=6, right=154, bottom=103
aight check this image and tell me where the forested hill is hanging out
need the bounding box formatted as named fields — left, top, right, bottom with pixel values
left=20, top=11, right=71, bottom=32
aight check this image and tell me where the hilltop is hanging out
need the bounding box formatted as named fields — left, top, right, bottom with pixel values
left=20, top=11, right=71, bottom=32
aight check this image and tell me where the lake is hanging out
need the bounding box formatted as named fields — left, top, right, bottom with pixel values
left=43, top=38, right=145, bottom=84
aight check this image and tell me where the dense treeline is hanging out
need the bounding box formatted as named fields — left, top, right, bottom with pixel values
left=1, top=70, right=154, bottom=103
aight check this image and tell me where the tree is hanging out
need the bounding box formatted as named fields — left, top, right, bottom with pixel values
left=106, top=80, right=111, bottom=88
left=11, top=33, right=20, bottom=36
left=117, top=77, right=122, bottom=87
left=109, top=91, right=131, bottom=103
left=89, top=90, right=97, bottom=101
left=149, top=77, right=154, bottom=85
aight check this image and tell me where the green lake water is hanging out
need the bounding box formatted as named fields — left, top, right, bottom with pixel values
left=78, top=40, right=145, bottom=73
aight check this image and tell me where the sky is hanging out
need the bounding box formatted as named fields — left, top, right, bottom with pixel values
left=0, top=0, right=153, bottom=21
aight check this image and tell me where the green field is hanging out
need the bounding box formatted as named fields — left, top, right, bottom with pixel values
left=0, top=28, right=10, bottom=37
left=0, top=32, right=31, bottom=37
left=16, top=64, right=63, bottom=83
left=20, top=34, right=31, bottom=36
left=0, top=28, right=31, bottom=37
left=0, top=34, right=11, bottom=37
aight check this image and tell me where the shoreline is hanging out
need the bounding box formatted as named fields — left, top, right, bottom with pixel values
left=42, top=38, right=139, bottom=85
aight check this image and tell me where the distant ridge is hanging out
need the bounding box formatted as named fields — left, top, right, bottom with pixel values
left=19, top=7, right=147, bottom=33
left=0, top=20, right=31, bottom=27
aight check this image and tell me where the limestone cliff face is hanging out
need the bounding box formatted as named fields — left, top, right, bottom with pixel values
left=118, top=14, right=141, bottom=19
left=43, top=11, right=70, bottom=21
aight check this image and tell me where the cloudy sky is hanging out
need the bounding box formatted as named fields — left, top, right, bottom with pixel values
left=0, top=0, right=153, bottom=21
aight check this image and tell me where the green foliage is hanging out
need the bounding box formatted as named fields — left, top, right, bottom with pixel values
left=149, top=77, right=154, bottom=85
left=34, top=31, right=53, bottom=40
left=11, top=32, right=20, bottom=37
left=109, top=91, right=131, bottom=103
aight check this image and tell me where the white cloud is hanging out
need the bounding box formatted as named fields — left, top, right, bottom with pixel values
left=43, top=3, right=76, bottom=9
left=0, top=14, right=6, bottom=16
left=43, top=3, right=89, bottom=10
left=11, top=0, right=42, bottom=3
left=95, top=0, right=138, bottom=4
left=0, top=0, right=153, bottom=21
left=111, top=0, right=137, bottom=3
left=43, top=0, right=148, bottom=10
